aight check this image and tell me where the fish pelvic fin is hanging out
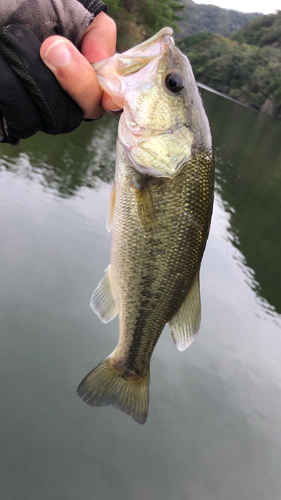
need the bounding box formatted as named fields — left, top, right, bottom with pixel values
left=90, top=265, right=118, bottom=323
left=168, top=272, right=201, bottom=351
left=77, top=355, right=150, bottom=425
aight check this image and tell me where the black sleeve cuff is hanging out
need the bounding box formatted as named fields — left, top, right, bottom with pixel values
left=0, top=25, right=83, bottom=144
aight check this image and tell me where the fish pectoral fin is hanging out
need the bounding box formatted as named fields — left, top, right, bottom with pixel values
left=90, top=265, right=118, bottom=323
left=106, top=180, right=116, bottom=233
left=168, top=272, right=201, bottom=351
left=134, top=184, right=158, bottom=239
left=77, top=354, right=150, bottom=425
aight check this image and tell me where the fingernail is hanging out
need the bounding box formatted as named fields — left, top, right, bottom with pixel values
left=108, top=109, right=123, bottom=116
left=43, top=40, right=71, bottom=71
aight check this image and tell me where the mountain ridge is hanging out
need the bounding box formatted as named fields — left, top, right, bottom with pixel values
left=177, top=0, right=262, bottom=39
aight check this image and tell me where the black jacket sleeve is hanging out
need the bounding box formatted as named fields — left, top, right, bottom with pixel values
left=0, top=0, right=108, bottom=145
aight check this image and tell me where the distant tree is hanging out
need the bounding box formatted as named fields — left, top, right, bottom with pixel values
left=108, top=0, right=184, bottom=51
left=179, top=12, right=281, bottom=119
left=231, top=10, right=281, bottom=48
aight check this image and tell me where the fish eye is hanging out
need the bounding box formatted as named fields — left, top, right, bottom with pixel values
left=165, top=73, right=184, bottom=93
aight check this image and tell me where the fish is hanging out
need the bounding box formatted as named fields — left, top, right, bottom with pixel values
left=77, top=28, right=214, bottom=424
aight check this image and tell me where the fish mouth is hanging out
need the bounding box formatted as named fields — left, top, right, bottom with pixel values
left=93, top=28, right=175, bottom=108
left=93, top=28, right=174, bottom=73
left=120, top=27, right=174, bottom=57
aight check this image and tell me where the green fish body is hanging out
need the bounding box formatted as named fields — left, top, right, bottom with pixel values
left=77, top=28, right=214, bottom=424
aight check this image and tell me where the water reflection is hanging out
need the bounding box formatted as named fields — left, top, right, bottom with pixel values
left=201, top=88, right=281, bottom=315
left=0, top=114, right=118, bottom=197
left=1, top=89, right=281, bottom=500
left=1, top=89, right=281, bottom=318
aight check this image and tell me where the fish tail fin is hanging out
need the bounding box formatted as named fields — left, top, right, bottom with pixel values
left=77, top=355, right=150, bottom=425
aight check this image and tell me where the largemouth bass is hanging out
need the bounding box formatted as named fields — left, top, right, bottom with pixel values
left=77, top=28, right=214, bottom=424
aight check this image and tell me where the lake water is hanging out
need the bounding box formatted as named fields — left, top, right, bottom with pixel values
left=1, top=88, right=281, bottom=500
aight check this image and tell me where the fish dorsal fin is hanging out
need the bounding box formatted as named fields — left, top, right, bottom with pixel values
left=90, top=265, right=118, bottom=323
left=134, top=183, right=158, bottom=239
left=168, top=272, right=201, bottom=351
left=107, top=180, right=116, bottom=233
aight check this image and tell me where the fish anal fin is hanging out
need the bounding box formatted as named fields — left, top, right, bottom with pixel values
left=168, top=273, right=201, bottom=351
left=134, top=183, right=158, bottom=239
left=106, top=180, right=116, bottom=233
left=90, top=265, right=118, bottom=323
left=77, top=354, right=150, bottom=425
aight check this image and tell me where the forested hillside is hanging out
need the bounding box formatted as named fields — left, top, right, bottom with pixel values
left=106, top=1, right=280, bottom=119
left=108, top=0, right=262, bottom=50
left=231, top=10, right=281, bottom=47
left=107, top=0, right=183, bottom=51
left=179, top=11, right=281, bottom=119
left=177, top=0, right=261, bottom=38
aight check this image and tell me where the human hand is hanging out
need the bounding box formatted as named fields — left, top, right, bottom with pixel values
left=40, top=12, right=120, bottom=120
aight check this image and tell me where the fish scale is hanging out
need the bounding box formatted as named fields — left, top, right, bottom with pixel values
left=111, top=142, right=213, bottom=382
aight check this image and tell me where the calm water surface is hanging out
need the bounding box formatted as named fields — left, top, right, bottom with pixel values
left=1, top=89, right=281, bottom=500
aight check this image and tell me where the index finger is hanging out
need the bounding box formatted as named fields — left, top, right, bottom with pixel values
left=81, top=12, right=120, bottom=113
left=81, top=12, right=116, bottom=63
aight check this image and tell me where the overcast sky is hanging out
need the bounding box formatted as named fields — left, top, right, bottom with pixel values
left=193, top=0, right=280, bottom=15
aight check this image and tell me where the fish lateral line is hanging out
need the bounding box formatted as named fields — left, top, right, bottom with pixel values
left=184, top=213, right=203, bottom=232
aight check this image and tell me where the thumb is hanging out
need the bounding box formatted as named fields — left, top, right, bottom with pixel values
left=40, top=36, right=103, bottom=119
